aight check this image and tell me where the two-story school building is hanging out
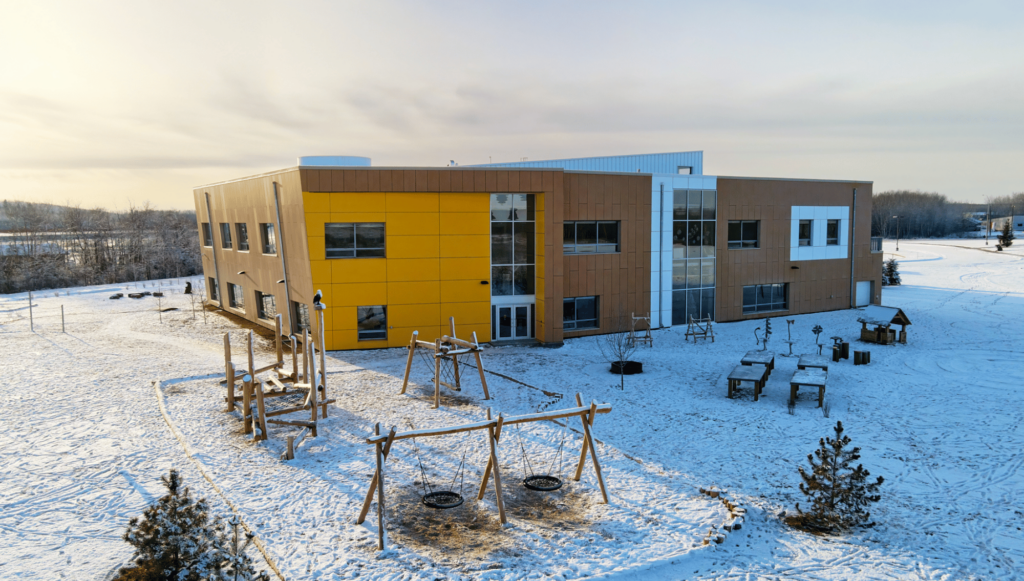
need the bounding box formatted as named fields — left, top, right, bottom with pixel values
left=193, top=152, right=883, bottom=350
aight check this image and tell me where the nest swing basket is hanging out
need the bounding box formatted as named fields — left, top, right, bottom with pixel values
left=523, top=474, right=563, bottom=492
left=422, top=490, right=465, bottom=510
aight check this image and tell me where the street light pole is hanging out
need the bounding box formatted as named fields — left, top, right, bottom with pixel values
left=892, top=215, right=900, bottom=252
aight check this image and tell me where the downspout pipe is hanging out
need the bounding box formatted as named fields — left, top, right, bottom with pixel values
left=849, top=187, right=857, bottom=308
left=272, top=182, right=293, bottom=335
left=204, top=192, right=222, bottom=306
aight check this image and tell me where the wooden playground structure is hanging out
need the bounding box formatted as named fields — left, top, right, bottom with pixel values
left=400, top=317, right=491, bottom=408
left=222, top=307, right=335, bottom=460
left=685, top=315, right=715, bottom=342
left=628, top=312, right=653, bottom=348
left=356, top=393, right=612, bottom=551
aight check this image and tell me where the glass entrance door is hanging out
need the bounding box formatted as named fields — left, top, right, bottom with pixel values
left=495, top=304, right=531, bottom=340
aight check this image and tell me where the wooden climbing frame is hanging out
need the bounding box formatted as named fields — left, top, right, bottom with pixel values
left=400, top=317, right=491, bottom=408
left=356, top=394, right=612, bottom=551
left=629, top=312, right=653, bottom=348
left=685, top=315, right=715, bottom=342
left=222, top=307, right=335, bottom=459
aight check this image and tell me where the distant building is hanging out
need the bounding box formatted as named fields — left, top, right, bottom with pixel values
left=988, top=215, right=1024, bottom=232
left=193, top=152, right=883, bottom=350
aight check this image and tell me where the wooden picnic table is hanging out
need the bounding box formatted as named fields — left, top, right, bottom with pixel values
left=797, top=354, right=830, bottom=373
left=727, top=364, right=768, bottom=401
left=741, top=350, right=775, bottom=377
left=790, top=369, right=828, bottom=407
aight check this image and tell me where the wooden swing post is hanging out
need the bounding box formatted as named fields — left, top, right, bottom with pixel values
left=302, top=328, right=309, bottom=383
left=400, top=331, right=418, bottom=394
left=433, top=338, right=442, bottom=409
left=274, top=314, right=284, bottom=372
left=254, top=379, right=268, bottom=442
left=572, top=392, right=609, bottom=503
left=242, top=374, right=253, bottom=434
left=448, top=317, right=461, bottom=388
left=472, top=331, right=490, bottom=400
left=290, top=333, right=299, bottom=381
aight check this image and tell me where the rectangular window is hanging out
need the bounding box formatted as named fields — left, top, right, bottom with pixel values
left=671, top=189, right=717, bottom=326
left=227, top=283, right=244, bottom=311
left=357, top=306, right=387, bottom=340
left=260, top=223, right=277, bottom=254
left=798, top=220, right=813, bottom=246
left=256, top=292, right=276, bottom=320
left=208, top=277, right=218, bottom=302
left=742, top=283, right=788, bottom=314
left=491, top=194, right=535, bottom=297
left=202, top=223, right=213, bottom=247
left=219, top=223, right=232, bottom=249
left=677, top=166, right=692, bottom=175
left=325, top=223, right=386, bottom=258
left=236, top=223, right=249, bottom=251
left=563, top=221, right=620, bottom=254
left=563, top=296, right=599, bottom=330
left=826, top=219, right=839, bottom=246
left=292, top=301, right=310, bottom=333
left=727, top=220, right=760, bottom=249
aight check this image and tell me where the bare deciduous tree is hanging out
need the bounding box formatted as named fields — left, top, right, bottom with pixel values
left=596, top=309, right=639, bottom=390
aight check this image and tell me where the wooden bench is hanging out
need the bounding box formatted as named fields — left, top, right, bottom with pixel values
left=790, top=369, right=828, bottom=407
left=741, top=350, right=775, bottom=378
left=797, top=354, right=830, bottom=373
left=727, top=364, right=768, bottom=401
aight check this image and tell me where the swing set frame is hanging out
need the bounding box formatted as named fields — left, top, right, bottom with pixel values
left=400, top=317, right=491, bottom=408
left=356, top=393, right=612, bottom=551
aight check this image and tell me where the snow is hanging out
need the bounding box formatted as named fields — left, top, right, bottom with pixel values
left=2, top=238, right=1023, bottom=580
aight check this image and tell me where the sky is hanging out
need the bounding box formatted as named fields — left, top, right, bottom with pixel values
left=1, top=1, right=1022, bottom=211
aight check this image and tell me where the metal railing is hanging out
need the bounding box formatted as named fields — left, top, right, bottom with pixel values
left=870, top=237, right=883, bottom=253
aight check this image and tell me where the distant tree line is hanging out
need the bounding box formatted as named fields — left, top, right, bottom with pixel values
left=870, top=190, right=980, bottom=239
left=0, top=200, right=201, bottom=294
left=983, top=191, right=1024, bottom=221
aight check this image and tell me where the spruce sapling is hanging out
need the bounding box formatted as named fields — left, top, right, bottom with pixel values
left=787, top=421, right=884, bottom=533
left=116, top=469, right=228, bottom=580
left=883, top=258, right=901, bottom=286
left=998, top=220, right=1015, bottom=248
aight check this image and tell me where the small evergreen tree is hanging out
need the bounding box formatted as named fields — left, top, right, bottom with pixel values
left=787, top=421, right=884, bottom=533
left=221, top=517, right=270, bottom=581
left=998, top=220, right=1015, bottom=247
left=883, top=258, right=901, bottom=286
left=116, top=469, right=230, bottom=581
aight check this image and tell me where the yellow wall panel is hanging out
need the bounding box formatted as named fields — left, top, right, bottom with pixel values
left=387, top=259, right=440, bottom=282
left=308, top=236, right=326, bottom=261
left=331, top=305, right=357, bottom=330
left=388, top=212, right=440, bottom=236
left=388, top=281, right=440, bottom=305
left=303, top=193, right=331, bottom=214
left=332, top=282, right=387, bottom=307
left=440, top=279, right=490, bottom=303
left=440, top=192, right=489, bottom=213
left=440, top=257, right=489, bottom=281
left=440, top=235, right=489, bottom=258
left=305, top=212, right=330, bottom=235
left=386, top=192, right=439, bottom=212
left=328, top=212, right=387, bottom=224
left=389, top=235, right=440, bottom=259
left=310, top=260, right=332, bottom=286
left=331, top=192, right=386, bottom=213
left=389, top=326, right=441, bottom=348
left=331, top=259, right=387, bottom=284
left=332, top=329, right=388, bottom=350
left=439, top=213, right=489, bottom=235
left=390, top=303, right=441, bottom=328
left=439, top=301, right=491, bottom=325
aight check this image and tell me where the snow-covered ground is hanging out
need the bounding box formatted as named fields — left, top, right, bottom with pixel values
left=2, top=239, right=1023, bottom=580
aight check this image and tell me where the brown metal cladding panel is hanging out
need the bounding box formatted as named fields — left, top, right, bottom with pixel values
left=355, top=170, right=369, bottom=191
left=413, top=170, right=427, bottom=191
left=423, top=170, right=437, bottom=192
left=473, top=172, right=486, bottom=192
left=367, top=170, right=381, bottom=191
left=485, top=171, right=497, bottom=192
left=438, top=170, right=450, bottom=192
left=496, top=172, right=508, bottom=192
left=401, top=171, right=414, bottom=191
left=379, top=170, right=393, bottom=191
left=304, top=169, right=320, bottom=191
left=327, top=170, right=342, bottom=191
left=507, top=172, right=519, bottom=192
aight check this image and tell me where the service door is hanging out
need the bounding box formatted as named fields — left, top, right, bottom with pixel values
left=855, top=281, right=872, bottom=307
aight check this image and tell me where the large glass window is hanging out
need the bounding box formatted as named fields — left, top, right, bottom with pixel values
left=260, top=223, right=277, bottom=255
left=798, top=220, right=813, bottom=246
left=672, top=190, right=716, bottom=325
left=256, top=291, right=276, bottom=320
left=325, top=223, right=385, bottom=258
left=208, top=277, right=218, bottom=302
left=219, top=223, right=232, bottom=249
left=563, top=297, right=599, bottom=330
left=236, top=223, right=249, bottom=251
left=727, top=220, right=760, bottom=249
left=563, top=221, right=619, bottom=254
left=491, top=194, right=535, bottom=296
left=826, top=219, right=839, bottom=246
left=743, top=283, right=788, bottom=314
left=227, top=283, right=244, bottom=310
left=202, top=223, right=213, bottom=247
left=357, top=306, right=387, bottom=340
